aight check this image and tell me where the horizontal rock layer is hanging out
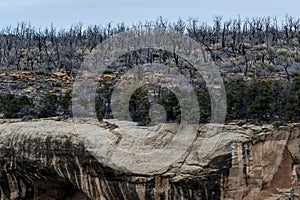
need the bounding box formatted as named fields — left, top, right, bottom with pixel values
left=0, top=120, right=300, bottom=200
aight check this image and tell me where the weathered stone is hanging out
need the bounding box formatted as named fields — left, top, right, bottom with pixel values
left=0, top=120, right=300, bottom=199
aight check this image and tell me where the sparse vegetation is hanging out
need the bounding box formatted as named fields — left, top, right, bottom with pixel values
left=0, top=17, right=300, bottom=123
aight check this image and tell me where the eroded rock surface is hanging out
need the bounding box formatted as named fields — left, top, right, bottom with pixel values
left=0, top=119, right=300, bottom=199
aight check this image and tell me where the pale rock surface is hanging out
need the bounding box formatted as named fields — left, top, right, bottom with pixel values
left=0, top=119, right=300, bottom=199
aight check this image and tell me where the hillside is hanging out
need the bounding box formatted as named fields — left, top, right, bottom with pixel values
left=0, top=17, right=299, bottom=123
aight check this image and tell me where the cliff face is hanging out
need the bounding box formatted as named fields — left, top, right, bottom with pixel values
left=0, top=120, right=300, bottom=200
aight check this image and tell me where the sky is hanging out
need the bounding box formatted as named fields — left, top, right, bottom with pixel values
left=0, top=0, right=299, bottom=29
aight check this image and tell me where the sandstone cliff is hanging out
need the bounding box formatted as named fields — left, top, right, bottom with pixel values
left=0, top=119, right=300, bottom=200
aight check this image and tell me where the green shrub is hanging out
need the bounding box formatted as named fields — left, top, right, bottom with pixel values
left=36, top=68, right=45, bottom=75
left=38, top=93, right=59, bottom=118
left=60, top=89, right=72, bottom=115
left=0, top=94, right=33, bottom=118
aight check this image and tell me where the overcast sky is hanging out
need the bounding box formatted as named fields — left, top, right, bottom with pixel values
left=0, top=0, right=299, bottom=29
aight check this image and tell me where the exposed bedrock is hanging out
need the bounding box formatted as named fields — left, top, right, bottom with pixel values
left=0, top=120, right=300, bottom=199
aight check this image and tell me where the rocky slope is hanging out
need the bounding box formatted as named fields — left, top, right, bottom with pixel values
left=0, top=119, right=300, bottom=200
